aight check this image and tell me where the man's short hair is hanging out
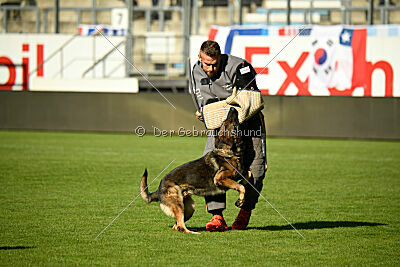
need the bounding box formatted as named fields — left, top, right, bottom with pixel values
left=200, top=40, right=221, bottom=58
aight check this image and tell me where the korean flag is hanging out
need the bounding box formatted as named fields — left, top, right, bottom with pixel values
left=308, top=25, right=342, bottom=95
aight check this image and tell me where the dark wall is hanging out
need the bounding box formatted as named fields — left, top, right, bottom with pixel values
left=263, top=96, right=400, bottom=139
left=0, top=91, right=399, bottom=140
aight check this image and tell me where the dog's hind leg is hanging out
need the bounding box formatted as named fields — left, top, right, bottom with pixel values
left=170, top=204, right=197, bottom=234
left=171, top=197, right=194, bottom=230
left=175, top=211, right=199, bottom=234
left=163, top=186, right=197, bottom=234
left=184, top=196, right=195, bottom=222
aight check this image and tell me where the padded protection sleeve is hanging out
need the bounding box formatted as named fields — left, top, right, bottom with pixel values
left=234, top=61, right=259, bottom=91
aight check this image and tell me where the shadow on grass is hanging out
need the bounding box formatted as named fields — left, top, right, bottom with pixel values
left=248, top=221, right=387, bottom=231
left=0, top=246, right=35, bottom=250
left=187, top=227, right=212, bottom=232
left=187, top=221, right=386, bottom=232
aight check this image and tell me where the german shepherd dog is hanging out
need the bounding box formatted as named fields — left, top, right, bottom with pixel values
left=140, top=108, right=246, bottom=234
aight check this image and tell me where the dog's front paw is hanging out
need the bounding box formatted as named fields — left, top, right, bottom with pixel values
left=235, top=199, right=244, bottom=208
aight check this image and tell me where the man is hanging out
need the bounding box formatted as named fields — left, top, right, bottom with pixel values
left=191, top=40, right=267, bottom=231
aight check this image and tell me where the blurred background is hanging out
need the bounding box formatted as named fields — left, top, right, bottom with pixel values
left=0, top=0, right=399, bottom=139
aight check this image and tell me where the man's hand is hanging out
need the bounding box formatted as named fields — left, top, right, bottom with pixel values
left=196, top=111, right=204, bottom=121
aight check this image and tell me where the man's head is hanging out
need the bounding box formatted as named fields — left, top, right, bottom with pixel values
left=199, top=40, right=221, bottom=77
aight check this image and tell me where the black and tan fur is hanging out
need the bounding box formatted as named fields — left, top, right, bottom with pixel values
left=141, top=108, right=246, bottom=234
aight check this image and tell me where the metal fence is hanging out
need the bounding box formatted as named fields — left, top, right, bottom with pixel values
left=0, top=5, right=39, bottom=33
left=2, top=1, right=400, bottom=33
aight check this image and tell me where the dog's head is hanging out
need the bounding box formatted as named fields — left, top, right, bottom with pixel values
left=215, top=107, right=242, bottom=154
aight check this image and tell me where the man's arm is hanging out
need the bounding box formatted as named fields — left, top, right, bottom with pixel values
left=190, top=61, right=205, bottom=122
left=188, top=57, right=201, bottom=113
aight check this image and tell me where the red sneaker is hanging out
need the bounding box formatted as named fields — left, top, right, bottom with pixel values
left=232, top=209, right=251, bottom=230
left=206, top=215, right=228, bottom=232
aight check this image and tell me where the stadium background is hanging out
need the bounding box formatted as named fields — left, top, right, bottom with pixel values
left=0, top=1, right=399, bottom=265
left=0, top=0, right=399, bottom=139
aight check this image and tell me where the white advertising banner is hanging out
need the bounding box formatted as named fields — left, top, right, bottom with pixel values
left=192, top=25, right=400, bottom=97
left=0, top=34, right=127, bottom=91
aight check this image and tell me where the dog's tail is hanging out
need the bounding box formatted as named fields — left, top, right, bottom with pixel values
left=140, top=169, right=159, bottom=203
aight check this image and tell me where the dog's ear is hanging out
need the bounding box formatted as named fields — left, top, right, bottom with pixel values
left=227, top=107, right=239, bottom=125
left=228, top=107, right=238, bottom=119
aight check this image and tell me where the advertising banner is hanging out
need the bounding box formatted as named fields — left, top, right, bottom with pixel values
left=205, top=25, right=400, bottom=97
left=0, top=34, right=126, bottom=91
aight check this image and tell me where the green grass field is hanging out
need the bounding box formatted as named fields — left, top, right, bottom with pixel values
left=0, top=130, right=399, bottom=265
